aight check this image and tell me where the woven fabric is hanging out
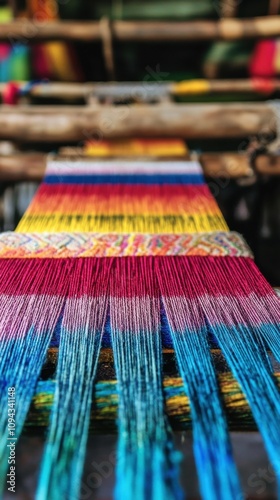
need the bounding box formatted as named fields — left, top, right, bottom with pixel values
left=0, top=231, right=253, bottom=258
left=1, top=156, right=280, bottom=500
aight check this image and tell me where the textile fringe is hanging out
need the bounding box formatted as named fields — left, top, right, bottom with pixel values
left=36, top=259, right=110, bottom=500
left=1, top=255, right=280, bottom=499
left=0, top=259, right=70, bottom=492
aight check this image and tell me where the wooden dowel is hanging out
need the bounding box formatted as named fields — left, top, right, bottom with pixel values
left=2, top=80, right=280, bottom=102
left=5, top=82, right=96, bottom=100
left=172, top=79, right=280, bottom=96
left=0, top=102, right=276, bottom=141
left=1, top=151, right=280, bottom=183
left=1, top=16, right=280, bottom=43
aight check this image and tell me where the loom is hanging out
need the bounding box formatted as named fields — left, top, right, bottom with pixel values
left=1, top=3, right=280, bottom=498
left=0, top=150, right=280, bottom=500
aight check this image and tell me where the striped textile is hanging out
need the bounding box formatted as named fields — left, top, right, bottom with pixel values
left=16, top=160, right=228, bottom=233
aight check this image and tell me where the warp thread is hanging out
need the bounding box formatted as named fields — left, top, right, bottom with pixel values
left=1, top=157, right=280, bottom=500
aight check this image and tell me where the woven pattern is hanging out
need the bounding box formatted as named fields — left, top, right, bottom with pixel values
left=0, top=231, right=252, bottom=258
left=1, top=156, right=280, bottom=500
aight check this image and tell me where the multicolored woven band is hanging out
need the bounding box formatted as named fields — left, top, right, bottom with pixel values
left=0, top=231, right=253, bottom=258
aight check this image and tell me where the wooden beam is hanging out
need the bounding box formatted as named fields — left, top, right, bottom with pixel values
left=2, top=80, right=280, bottom=102
left=200, top=152, right=253, bottom=177
left=0, top=153, right=46, bottom=182
left=1, top=151, right=280, bottom=183
left=0, top=102, right=276, bottom=142
left=200, top=152, right=280, bottom=177
left=1, top=16, right=280, bottom=43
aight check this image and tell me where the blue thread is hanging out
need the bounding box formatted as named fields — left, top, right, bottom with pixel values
left=0, top=326, right=53, bottom=494
left=109, top=259, right=183, bottom=500
left=49, top=308, right=65, bottom=348
left=111, top=325, right=183, bottom=500
left=102, top=312, right=112, bottom=348
left=209, top=322, right=280, bottom=496
left=160, top=300, right=243, bottom=500
left=36, top=320, right=106, bottom=500
left=44, top=174, right=204, bottom=185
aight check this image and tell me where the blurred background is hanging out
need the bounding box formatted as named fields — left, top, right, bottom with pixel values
left=0, top=0, right=280, bottom=284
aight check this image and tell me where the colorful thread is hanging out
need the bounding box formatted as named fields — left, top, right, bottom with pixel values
left=0, top=231, right=252, bottom=259
left=0, top=155, right=280, bottom=500
left=16, top=160, right=228, bottom=233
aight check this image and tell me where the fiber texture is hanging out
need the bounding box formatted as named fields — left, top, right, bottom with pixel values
left=0, top=156, right=280, bottom=500
left=36, top=258, right=110, bottom=500
left=16, top=160, right=228, bottom=233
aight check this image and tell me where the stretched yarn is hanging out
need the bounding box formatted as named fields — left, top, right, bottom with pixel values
left=1, top=155, right=280, bottom=500
left=109, top=257, right=182, bottom=500
left=36, top=258, right=111, bottom=500
left=157, top=258, right=242, bottom=500
left=16, top=160, right=228, bottom=234
left=0, top=258, right=70, bottom=492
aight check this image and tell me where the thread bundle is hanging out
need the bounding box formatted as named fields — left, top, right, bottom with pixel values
left=16, top=160, right=228, bottom=234
left=0, top=157, right=280, bottom=500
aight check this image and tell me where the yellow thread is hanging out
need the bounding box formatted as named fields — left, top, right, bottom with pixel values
left=16, top=214, right=228, bottom=233
left=85, top=139, right=188, bottom=157
left=172, top=80, right=211, bottom=96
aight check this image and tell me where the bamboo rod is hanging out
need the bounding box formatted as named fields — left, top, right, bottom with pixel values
left=0, top=102, right=276, bottom=141
left=1, top=151, right=280, bottom=182
left=1, top=16, right=280, bottom=43
left=1, top=79, right=280, bottom=101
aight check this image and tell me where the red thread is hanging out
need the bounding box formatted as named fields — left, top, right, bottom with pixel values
left=3, top=82, right=20, bottom=105
left=249, top=40, right=276, bottom=78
